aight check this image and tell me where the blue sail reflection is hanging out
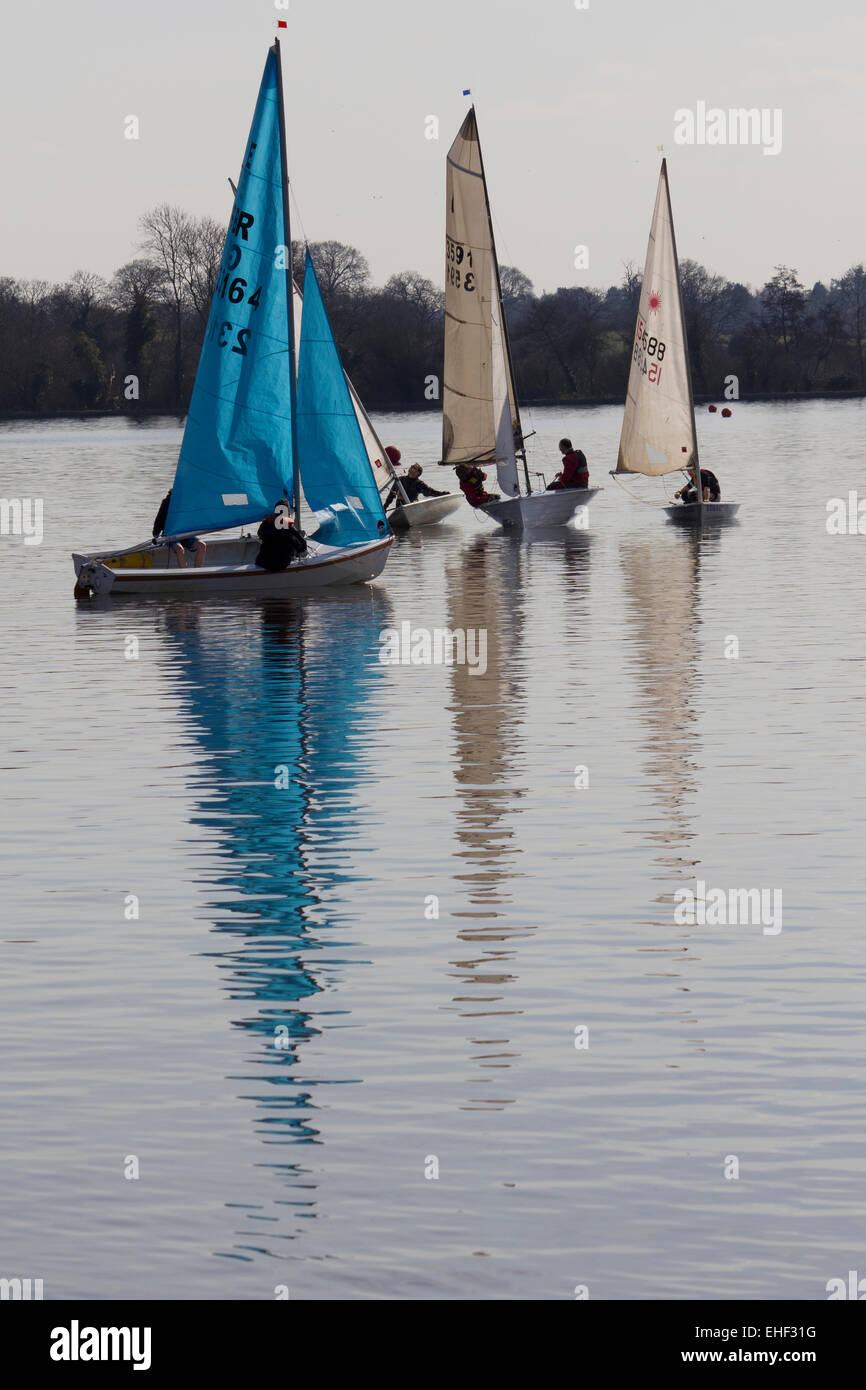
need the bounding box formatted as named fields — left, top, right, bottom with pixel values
left=156, top=590, right=390, bottom=1241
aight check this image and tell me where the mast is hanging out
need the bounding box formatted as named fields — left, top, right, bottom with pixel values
left=662, top=159, right=700, bottom=497
left=274, top=37, right=301, bottom=522
left=472, top=108, right=530, bottom=497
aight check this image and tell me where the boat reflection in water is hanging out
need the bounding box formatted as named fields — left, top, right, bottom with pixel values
left=619, top=532, right=703, bottom=877
left=619, top=529, right=719, bottom=1047
left=443, top=531, right=592, bottom=1109
left=156, top=587, right=391, bottom=1256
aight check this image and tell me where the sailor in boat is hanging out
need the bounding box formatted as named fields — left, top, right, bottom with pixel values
left=255, top=498, right=308, bottom=572
left=454, top=464, right=500, bottom=508
left=152, top=489, right=207, bottom=567
left=382, top=451, right=449, bottom=512
left=546, top=439, right=589, bottom=491
left=675, top=465, right=721, bottom=505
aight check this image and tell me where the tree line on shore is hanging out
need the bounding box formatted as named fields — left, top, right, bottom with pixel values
left=2, top=203, right=865, bottom=416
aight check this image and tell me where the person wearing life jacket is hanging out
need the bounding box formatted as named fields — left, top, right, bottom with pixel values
left=676, top=465, right=721, bottom=504
left=455, top=464, right=500, bottom=507
left=383, top=462, right=448, bottom=511
left=152, top=488, right=207, bottom=567
left=547, top=438, right=589, bottom=491
left=255, top=498, right=307, bottom=571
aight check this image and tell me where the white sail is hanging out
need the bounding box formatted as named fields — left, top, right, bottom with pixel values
left=617, top=161, right=697, bottom=477
left=346, top=378, right=397, bottom=496
left=443, top=109, right=520, bottom=498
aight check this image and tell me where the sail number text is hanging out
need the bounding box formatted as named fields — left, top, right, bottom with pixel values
left=446, top=236, right=476, bottom=292
left=633, top=315, right=666, bottom=384
left=204, top=219, right=265, bottom=358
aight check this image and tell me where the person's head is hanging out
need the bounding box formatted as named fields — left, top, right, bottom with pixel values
left=385, top=445, right=402, bottom=465
left=559, top=438, right=572, bottom=454
left=407, top=464, right=422, bottom=479
left=455, top=465, right=468, bottom=480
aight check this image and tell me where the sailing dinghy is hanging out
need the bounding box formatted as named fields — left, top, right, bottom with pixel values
left=382, top=476, right=464, bottom=530
left=614, top=160, right=739, bottom=526
left=441, top=109, right=599, bottom=530
left=345, top=374, right=462, bottom=530
left=72, top=41, right=391, bottom=598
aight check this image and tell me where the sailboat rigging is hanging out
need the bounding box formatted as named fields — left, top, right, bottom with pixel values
left=72, top=40, right=392, bottom=596
left=289, top=279, right=463, bottom=530
left=614, top=159, right=739, bottom=526
left=441, top=108, right=600, bottom=530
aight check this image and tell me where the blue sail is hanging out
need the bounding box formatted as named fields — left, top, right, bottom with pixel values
left=296, top=251, right=388, bottom=544
left=165, top=47, right=293, bottom=538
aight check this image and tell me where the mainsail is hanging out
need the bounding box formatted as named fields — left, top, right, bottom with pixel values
left=442, top=109, right=521, bottom=498
left=616, top=160, right=697, bottom=477
left=166, top=46, right=294, bottom=537
left=296, top=251, right=388, bottom=544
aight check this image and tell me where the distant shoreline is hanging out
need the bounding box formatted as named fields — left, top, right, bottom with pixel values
left=1, top=389, right=864, bottom=424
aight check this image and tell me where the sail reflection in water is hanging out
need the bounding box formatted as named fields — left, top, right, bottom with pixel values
left=442, top=538, right=529, bottom=1109
left=156, top=590, right=390, bottom=1250
left=619, top=533, right=703, bottom=876
left=619, top=531, right=715, bottom=1046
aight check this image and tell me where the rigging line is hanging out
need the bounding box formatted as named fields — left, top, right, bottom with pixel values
left=609, top=471, right=661, bottom=506
left=486, top=200, right=535, bottom=425
left=665, top=469, right=693, bottom=500
left=288, top=184, right=310, bottom=254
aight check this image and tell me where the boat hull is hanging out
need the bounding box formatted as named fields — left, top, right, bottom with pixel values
left=72, top=535, right=393, bottom=596
left=480, top=487, right=599, bottom=530
left=664, top=501, right=740, bottom=527
left=388, top=492, right=463, bottom=529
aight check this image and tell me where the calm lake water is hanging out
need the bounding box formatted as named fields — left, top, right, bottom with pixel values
left=1, top=400, right=865, bottom=1300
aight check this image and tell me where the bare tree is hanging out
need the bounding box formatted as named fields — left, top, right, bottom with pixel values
left=499, top=265, right=534, bottom=306
left=833, top=264, right=866, bottom=389
left=761, top=265, right=806, bottom=350
left=62, top=270, right=108, bottom=331
left=139, top=204, right=193, bottom=406
left=180, top=215, right=225, bottom=326
left=384, top=271, right=443, bottom=326
left=306, top=241, right=370, bottom=298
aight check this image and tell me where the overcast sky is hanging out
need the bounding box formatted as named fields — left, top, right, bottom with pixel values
left=2, top=0, right=864, bottom=295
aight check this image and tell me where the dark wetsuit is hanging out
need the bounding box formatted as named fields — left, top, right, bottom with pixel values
left=255, top=515, right=307, bottom=571
left=152, top=490, right=200, bottom=549
left=681, top=469, right=721, bottom=503
left=384, top=475, right=447, bottom=510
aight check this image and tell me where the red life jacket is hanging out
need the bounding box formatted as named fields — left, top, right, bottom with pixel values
left=561, top=449, right=589, bottom=488
left=460, top=468, right=489, bottom=505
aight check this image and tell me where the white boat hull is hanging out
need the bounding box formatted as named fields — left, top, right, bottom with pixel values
left=72, top=535, right=393, bottom=597
left=480, top=487, right=599, bottom=530
left=388, top=492, right=463, bottom=529
left=664, top=501, right=740, bottom=527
